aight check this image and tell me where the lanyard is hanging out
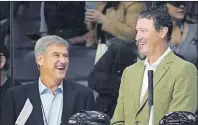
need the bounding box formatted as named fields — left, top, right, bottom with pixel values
left=41, top=102, right=49, bottom=125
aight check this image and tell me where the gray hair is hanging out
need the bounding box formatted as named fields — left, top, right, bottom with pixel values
left=34, top=35, right=69, bottom=63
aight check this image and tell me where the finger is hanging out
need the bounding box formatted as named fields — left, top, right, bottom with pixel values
left=85, top=11, right=94, bottom=16
left=86, top=9, right=96, bottom=13
left=85, top=15, right=95, bottom=19
left=85, top=18, right=94, bottom=22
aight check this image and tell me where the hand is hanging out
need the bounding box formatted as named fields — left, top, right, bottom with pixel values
left=85, top=9, right=106, bottom=24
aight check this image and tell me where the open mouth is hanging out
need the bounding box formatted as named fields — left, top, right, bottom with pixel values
left=177, top=9, right=185, bottom=13
left=178, top=11, right=184, bottom=13
left=139, top=41, right=146, bottom=46
left=56, top=66, right=65, bottom=71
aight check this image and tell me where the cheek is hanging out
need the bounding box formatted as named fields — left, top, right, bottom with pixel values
left=44, top=58, right=57, bottom=68
left=143, top=33, right=152, bottom=42
left=168, top=8, right=177, bottom=17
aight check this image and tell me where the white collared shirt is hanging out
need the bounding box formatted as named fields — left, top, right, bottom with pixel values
left=39, top=78, right=63, bottom=125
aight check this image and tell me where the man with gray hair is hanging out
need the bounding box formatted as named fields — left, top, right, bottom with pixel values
left=1, top=35, right=96, bottom=125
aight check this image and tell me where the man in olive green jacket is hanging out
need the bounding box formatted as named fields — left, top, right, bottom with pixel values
left=112, top=6, right=197, bottom=125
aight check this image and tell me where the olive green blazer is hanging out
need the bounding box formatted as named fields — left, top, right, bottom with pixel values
left=112, top=51, right=197, bottom=125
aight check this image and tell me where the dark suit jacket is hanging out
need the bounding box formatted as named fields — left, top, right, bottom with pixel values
left=0, top=80, right=96, bottom=125
left=0, top=77, right=22, bottom=116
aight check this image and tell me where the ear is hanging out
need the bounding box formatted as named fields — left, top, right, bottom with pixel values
left=160, top=27, right=169, bottom=39
left=36, top=53, right=44, bottom=67
left=0, top=56, right=6, bottom=69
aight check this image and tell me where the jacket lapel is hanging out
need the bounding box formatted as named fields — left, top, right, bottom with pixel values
left=61, top=81, right=76, bottom=124
left=136, top=51, right=175, bottom=114
left=132, top=62, right=145, bottom=112
left=25, top=82, right=44, bottom=125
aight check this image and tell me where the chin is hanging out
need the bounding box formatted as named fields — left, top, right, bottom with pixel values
left=56, top=75, right=66, bottom=81
left=176, top=15, right=185, bottom=20
left=140, top=49, right=148, bottom=56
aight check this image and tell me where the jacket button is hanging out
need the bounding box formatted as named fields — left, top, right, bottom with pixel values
left=136, top=121, right=140, bottom=125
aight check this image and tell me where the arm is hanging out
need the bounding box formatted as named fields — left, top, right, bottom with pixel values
left=88, top=46, right=120, bottom=98
left=85, top=91, right=97, bottom=111
left=68, top=31, right=94, bottom=45
left=168, top=63, right=197, bottom=113
left=111, top=68, right=127, bottom=125
left=0, top=89, right=15, bottom=125
left=101, top=2, right=144, bottom=40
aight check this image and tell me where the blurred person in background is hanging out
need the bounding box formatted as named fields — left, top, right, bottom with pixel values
left=40, top=1, right=94, bottom=47
left=88, top=38, right=140, bottom=118
left=85, top=2, right=145, bottom=62
left=157, top=1, right=198, bottom=69
left=0, top=42, right=21, bottom=122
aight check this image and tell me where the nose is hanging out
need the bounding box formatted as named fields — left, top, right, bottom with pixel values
left=178, top=4, right=185, bottom=10
left=59, top=55, right=68, bottom=64
left=135, top=31, right=142, bottom=42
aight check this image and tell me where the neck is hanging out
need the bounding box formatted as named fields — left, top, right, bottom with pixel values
left=0, top=71, right=7, bottom=86
left=40, top=73, right=62, bottom=94
left=147, top=41, right=168, bottom=64
left=172, top=19, right=183, bottom=27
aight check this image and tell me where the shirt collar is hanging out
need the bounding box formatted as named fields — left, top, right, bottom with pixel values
left=144, top=47, right=171, bottom=69
left=38, top=77, right=63, bottom=95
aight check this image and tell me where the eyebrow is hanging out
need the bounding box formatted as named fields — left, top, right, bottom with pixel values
left=52, top=52, right=59, bottom=55
left=136, top=28, right=148, bottom=30
left=52, top=52, right=69, bottom=56
left=140, top=28, right=148, bottom=30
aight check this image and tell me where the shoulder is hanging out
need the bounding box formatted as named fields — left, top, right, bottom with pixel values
left=64, top=80, right=93, bottom=93
left=173, top=54, right=197, bottom=74
left=7, top=82, right=37, bottom=95
left=6, top=77, right=22, bottom=87
left=127, top=61, right=144, bottom=70
left=188, top=23, right=198, bottom=32
left=120, top=61, right=144, bottom=76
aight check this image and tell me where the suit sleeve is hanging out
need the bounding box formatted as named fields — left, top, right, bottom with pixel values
left=85, top=91, right=97, bottom=111
left=0, top=89, right=15, bottom=125
left=88, top=46, right=121, bottom=98
left=111, top=68, right=127, bottom=125
left=168, top=63, right=198, bottom=113
left=101, top=2, right=144, bottom=40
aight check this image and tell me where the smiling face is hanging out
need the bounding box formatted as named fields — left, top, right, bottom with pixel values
left=167, top=2, right=186, bottom=21
left=37, top=44, right=69, bottom=81
left=135, top=18, right=162, bottom=57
